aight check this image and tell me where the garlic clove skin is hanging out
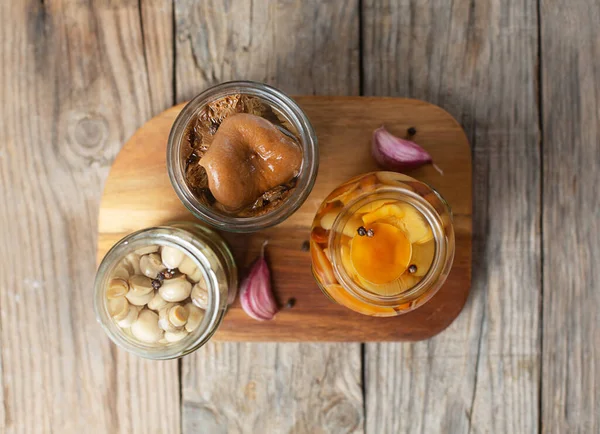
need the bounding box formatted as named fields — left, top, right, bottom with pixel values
left=178, top=256, right=197, bottom=276
left=159, top=278, right=192, bottom=302
left=147, top=291, right=169, bottom=311
left=128, top=275, right=154, bottom=295
left=371, top=126, right=438, bottom=172
left=108, top=296, right=130, bottom=321
left=124, top=253, right=142, bottom=275
left=168, top=305, right=189, bottom=327
left=134, top=245, right=159, bottom=256
left=191, top=282, right=209, bottom=309
left=161, top=246, right=185, bottom=270
left=106, top=278, right=129, bottom=299
left=140, top=253, right=166, bottom=279
left=131, top=309, right=163, bottom=343
left=117, top=305, right=141, bottom=328
left=164, top=329, right=189, bottom=343
left=185, top=302, right=204, bottom=332
left=125, top=288, right=154, bottom=306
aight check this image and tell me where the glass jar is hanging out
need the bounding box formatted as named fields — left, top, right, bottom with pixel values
left=167, top=80, right=319, bottom=232
left=310, top=172, right=455, bottom=317
left=94, top=222, right=237, bottom=359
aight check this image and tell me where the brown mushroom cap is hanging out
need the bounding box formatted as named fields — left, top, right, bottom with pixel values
left=199, top=113, right=302, bottom=211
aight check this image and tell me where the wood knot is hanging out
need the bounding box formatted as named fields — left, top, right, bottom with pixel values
left=323, top=399, right=362, bottom=432
left=72, top=114, right=109, bottom=149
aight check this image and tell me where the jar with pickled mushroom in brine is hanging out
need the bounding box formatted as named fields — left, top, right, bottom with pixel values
left=310, top=172, right=455, bottom=317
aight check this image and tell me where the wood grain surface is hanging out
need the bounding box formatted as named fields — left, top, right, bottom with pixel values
left=541, top=0, right=600, bottom=432
left=2, top=0, right=598, bottom=433
left=97, top=97, right=472, bottom=341
left=0, top=1, right=179, bottom=433
left=362, top=1, right=541, bottom=433
left=174, top=2, right=364, bottom=433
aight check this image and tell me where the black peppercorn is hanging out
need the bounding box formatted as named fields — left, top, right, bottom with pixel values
left=163, top=269, right=176, bottom=279
left=285, top=298, right=296, bottom=309
left=151, top=279, right=162, bottom=290
left=366, top=229, right=375, bottom=237
left=407, top=127, right=417, bottom=136
left=408, top=264, right=417, bottom=274
left=301, top=240, right=310, bottom=252
left=357, top=226, right=367, bottom=236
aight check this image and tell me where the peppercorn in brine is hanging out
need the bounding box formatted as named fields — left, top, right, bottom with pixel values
left=310, top=172, right=451, bottom=316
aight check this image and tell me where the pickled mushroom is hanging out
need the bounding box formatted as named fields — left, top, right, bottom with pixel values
left=199, top=113, right=302, bottom=211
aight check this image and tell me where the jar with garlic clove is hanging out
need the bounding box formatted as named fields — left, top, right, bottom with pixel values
left=167, top=81, right=318, bottom=232
left=310, top=172, right=455, bottom=317
left=94, top=222, right=237, bottom=359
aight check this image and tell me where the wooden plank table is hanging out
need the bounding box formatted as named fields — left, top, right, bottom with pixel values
left=0, top=1, right=597, bottom=433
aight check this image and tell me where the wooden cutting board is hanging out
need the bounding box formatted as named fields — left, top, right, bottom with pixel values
left=98, top=96, right=472, bottom=341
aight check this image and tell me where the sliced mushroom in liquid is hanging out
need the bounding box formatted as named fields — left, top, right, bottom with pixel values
left=164, top=329, right=189, bottom=343
left=147, top=291, right=169, bottom=311
left=168, top=305, right=189, bottom=328
left=191, top=282, right=209, bottom=309
left=184, top=302, right=204, bottom=332
left=108, top=296, right=130, bottom=321
left=161, top=246, right=185, bottom=270
left=178, top=256, right=197, bottom=276
left=131, top=309, right=164, bottom=343
left=117, top=305, right=141, bottom=328
left=128, top=275, right=154, bottom=295
left=113, top=264, right=131, bottom=280
left=106, top=278, right=129, bottom=299
left=124, top=253, right=142, bottom=275
left=159, top=278, right=192, bottom=302
left=134, top=245, right=160, bottom=256
left=140, top=253, right=166, bottom=279
left=158, top=304, right=179, bottom=332
left=125, top=288, right=154, bottom=306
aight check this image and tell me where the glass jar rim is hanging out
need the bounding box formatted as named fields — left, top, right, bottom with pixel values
left=167, top=80, right=319, bottom=232
left=329, top=185, right=453, bottom=308
left=93, top=226, right=227, bottom=360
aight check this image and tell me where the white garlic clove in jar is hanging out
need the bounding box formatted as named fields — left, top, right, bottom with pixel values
left=108, top=296, right=130, bottom=321
left=117, top=305, right=141, bottom=328
left=124, top=253, right=142, bottom=275
left=184, top=302, right=204, bottom=332
left=191, top=281, right=209, bottom=309
left=128, top=275, right=154, bottom=295
left=140, top=253, right=166, bottom=279
left=131, top=309, right=163, bottom=343
left=125, top=288, right=154, bottom=306
left=164, top=329, right=189, bottom=343
left=106, top=278, right=129, bottom=299
left=161, top=246, right=185, bottom=269
left=134, top=245, right=159, bottom=256
left=147, top=291, right=169, bottom=311
left=159, top=278, right=192, bottom=302
left=168, top=305, right=189, bottom=328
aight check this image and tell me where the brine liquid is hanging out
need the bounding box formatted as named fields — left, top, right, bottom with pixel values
left=311, top=173, right=436, bottom=299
